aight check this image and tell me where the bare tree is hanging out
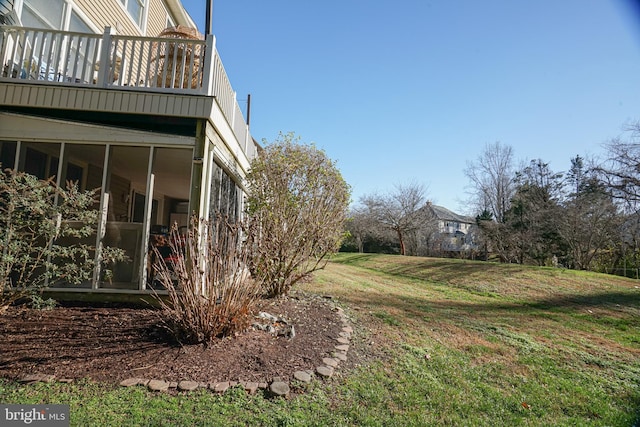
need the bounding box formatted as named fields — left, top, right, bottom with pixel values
left=359, top=182, right=429, bottom=256
left=598, top=121, right=640, bottom=206
left=464, top=142, right=516, bottom=223
left=344, top=207, right=383, bottom=253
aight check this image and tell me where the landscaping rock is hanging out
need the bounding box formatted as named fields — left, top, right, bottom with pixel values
left=119, top=377, right=142, bottom=387
left=336, top=337, right=350, bottom=344
left=322, top=357, right=339, bottom=368
left=333, top=352, right=348, bottom=361
left=177, top=380, right=199, bottom=391
left=335, top=344, right=350, bottom=352
left=316, top=366, right=334, bottom=378
left=243, top=381, right=259, bottom=394
left=19, top=374, right=56, bottom=384
left=213, top=381, right=230, bottom=393
left=342, top=326, right=353, bottom=334
left=293, top=370, right=312, bottom=383
left=270, top=381, right=290, bottom=398
left=147, top=380, right=169, bottom=392
left=258, top=311, right=279, bottom=322
left=169, top=382, right=178, bottom=389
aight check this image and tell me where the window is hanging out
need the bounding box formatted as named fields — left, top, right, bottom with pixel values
left=21, top=0, right=65, bottom=29
left=210, top=161, right=240, bottom=222
left=66, top=11, right=97, bottom=83
left=121, top=0, right=145, bottom=27
left=69, top=10, right=90, bottom=33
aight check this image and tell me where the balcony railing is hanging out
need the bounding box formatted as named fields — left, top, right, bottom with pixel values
left=0, top=25, right=250, bottom=152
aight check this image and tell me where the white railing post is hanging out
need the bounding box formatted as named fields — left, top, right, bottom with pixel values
left=201, top=34, right=215, bottom=95
left=96, top=26, right=112, bottom=87
left=231, top=90, right=237, bottom=131
left=244, top=124, right=249, bottom=155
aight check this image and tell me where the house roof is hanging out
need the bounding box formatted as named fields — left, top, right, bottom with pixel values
left=426, top=204, right=475, bottom=224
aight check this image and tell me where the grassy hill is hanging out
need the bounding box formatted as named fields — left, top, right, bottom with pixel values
left=310, top=253, right=640, bottom=426
left=1, top=253, right=638, bottom=426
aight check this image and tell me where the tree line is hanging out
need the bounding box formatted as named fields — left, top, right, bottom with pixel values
left=344, top=121, right=640, bottom=278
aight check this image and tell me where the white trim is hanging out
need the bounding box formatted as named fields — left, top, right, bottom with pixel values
left=164, top=0, right=196, bottom=28
left=68, top=2, right=101, bottom=34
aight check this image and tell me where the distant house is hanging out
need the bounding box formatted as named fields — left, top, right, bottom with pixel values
left=0, top=0, right=259, bottom=294
left=421, top=203, right=477, bottom=254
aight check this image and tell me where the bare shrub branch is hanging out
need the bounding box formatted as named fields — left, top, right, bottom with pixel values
left=151, top=215, right=260, bottom=345
left=245, top=132, right=351, bottom=298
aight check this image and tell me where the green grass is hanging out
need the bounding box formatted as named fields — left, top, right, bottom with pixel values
left=2, top=252, right=640, bottom=426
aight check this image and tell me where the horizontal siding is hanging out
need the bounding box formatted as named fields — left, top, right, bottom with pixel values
left=147, top=0, right=170, bottom=37
left=75, top=0, right=142, bottom=36
left=67, top=1, right=195, bottom=96
left=0, top=83, right=214, bottom=118
left=74, top=0, right=183, bottom=37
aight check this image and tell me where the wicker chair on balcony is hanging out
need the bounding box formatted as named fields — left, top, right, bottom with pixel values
left=149, top=25, right=204, bottom=89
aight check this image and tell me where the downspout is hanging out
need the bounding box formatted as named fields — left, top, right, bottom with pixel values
left=205, top=0, right=213, bottom=36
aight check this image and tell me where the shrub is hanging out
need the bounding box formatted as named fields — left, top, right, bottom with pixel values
left=0, top=169, right=127, bottom=312
left=151, top=215, right=261, bottom=345
left=245, top=132, right=351, bottom=297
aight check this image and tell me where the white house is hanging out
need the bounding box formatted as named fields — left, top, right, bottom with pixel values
left=422, top=203, right=477, bottom=254
left=0, top=0, right=259, bottom=294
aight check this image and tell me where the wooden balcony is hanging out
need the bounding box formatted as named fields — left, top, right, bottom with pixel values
left=0, top=25, right=254, bottom=158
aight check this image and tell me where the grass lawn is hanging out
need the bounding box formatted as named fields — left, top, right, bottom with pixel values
left=2, top=253, right=639, bottom=426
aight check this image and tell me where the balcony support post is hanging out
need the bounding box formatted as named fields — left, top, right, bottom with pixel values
left=201, top=34, right=215, bottom=96
left=96, top=26, right=113, bottom=88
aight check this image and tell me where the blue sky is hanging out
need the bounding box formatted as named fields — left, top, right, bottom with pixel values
left=181, top=0, right=640, bottom=213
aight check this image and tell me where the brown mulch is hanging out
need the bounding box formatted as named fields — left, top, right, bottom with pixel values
left=0, top=292, right=356, bottom=386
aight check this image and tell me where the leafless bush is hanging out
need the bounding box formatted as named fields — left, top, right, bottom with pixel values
left=151, top=215, right=260, bottom=345
left=245, top=133, right=351, bottom=297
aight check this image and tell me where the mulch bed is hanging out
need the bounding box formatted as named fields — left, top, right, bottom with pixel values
left=0, top=292, right=348, bottom=386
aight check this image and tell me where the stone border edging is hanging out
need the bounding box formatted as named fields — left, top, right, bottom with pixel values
left=16, top=304, right=353, bottom=399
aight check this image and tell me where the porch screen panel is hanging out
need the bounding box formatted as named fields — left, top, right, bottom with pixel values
left=147, top=147, right=192, bottom=289
left=0, top=141, right=16, bottom=170
left=49, top=144, right=106, bottom=289
left=18, top=142, right=61, bottom=180
left=209, top=161, right=222, bottom=216
left=100, top=145, right=149, bottom=289
left=209, top=160, right=240, bottom=222
left=151, top=147, right=192, bottom=230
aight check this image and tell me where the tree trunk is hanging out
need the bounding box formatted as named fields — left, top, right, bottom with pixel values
left=397, top=230, right=406, bottom=255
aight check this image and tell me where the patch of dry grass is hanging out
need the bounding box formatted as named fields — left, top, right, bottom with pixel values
left=303, top=253, right=640, bottom=425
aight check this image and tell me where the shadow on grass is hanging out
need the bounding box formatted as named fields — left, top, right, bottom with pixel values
left=333, top=253, right=532, bottom=283
left=369, top=290, right=640, bottom=320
